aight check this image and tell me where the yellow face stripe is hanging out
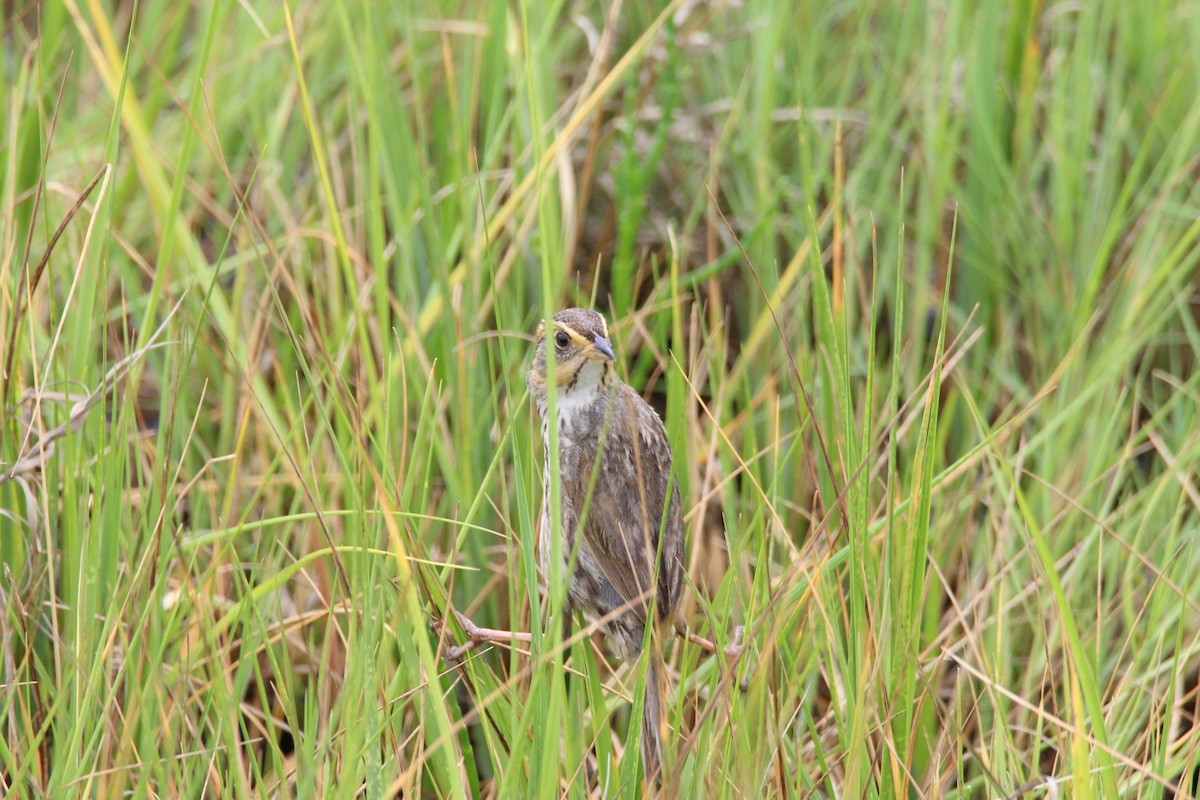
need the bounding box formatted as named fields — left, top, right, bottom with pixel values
left=554, top=324, right=591, bottom=347
left=538, top=323, right=600, bottom=387
left=537, top=317, right=608, bottom=346
left=537, top=320, right=592, bottom=348
left=547, top=325, right=582, bottom=387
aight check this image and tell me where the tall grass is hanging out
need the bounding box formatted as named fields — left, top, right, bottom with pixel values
left=3, top=1, right=1200, bottom=797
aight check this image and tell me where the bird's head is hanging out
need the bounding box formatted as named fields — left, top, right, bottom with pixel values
left=527, top=307, right=616, bottom=399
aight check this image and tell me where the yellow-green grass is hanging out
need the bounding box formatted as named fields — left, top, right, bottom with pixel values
left=2, top=1, right=1199, bottom=797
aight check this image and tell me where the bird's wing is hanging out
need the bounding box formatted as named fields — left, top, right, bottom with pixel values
left=577, top=386, right=683, bottom=622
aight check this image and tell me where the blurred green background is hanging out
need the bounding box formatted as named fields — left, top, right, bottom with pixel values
left=2, top=1, right=1200, bottom=797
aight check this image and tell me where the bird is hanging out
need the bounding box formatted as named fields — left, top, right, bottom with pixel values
left=525, top=307, right=684, bottom=784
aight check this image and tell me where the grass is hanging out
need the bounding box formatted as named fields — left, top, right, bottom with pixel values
left=3, top=0, right=1200, bottom=797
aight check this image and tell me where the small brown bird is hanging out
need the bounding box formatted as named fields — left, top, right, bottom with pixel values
left=526, top=307, right=684, bottom=783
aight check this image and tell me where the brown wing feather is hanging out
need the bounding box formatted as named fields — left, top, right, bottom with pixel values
left=575, top=385, right=683, bottom=625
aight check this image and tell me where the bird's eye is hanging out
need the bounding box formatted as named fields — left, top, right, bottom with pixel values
left=554, top=331, right=570, bottom=349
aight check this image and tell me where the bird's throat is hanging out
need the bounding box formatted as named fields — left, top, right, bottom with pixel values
left=536, top=359, right=612, bottom=421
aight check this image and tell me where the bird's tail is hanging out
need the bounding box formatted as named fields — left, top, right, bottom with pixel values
left=641, top=656, right=664, bottom=785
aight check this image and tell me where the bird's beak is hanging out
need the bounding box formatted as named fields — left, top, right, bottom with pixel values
left=590, top=333, right=616, bottom=361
